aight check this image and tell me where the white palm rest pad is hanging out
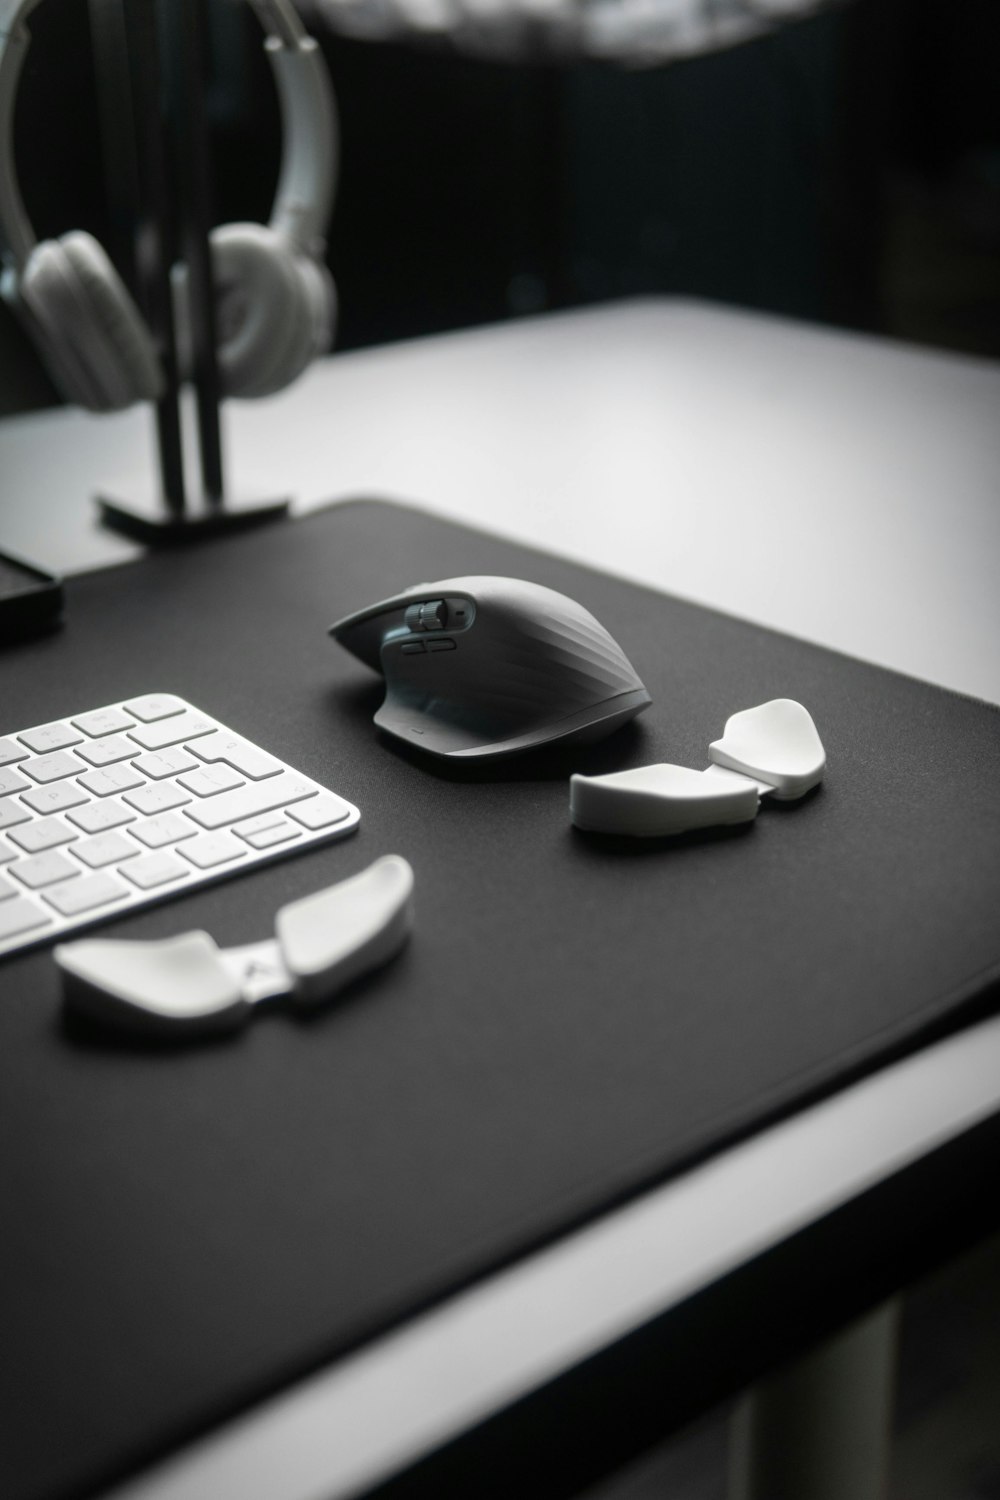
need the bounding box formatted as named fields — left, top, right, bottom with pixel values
left=570, top=700, right=825, bottom=837
left=54, top=855, right=414, bottom=1035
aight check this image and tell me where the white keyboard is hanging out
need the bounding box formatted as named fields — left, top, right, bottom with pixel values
left=0, top=695, right=361, bottom=959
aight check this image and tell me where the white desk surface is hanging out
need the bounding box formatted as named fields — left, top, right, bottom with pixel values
left=3, top=298, right=1000, bottom=1500
left=4, top=297, right=1000, bottom=706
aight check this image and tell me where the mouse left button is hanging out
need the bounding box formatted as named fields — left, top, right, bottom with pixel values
left=329, top=598, right=408, bottom=671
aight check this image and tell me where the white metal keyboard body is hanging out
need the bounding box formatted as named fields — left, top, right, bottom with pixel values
left=0, top=695, right=360, bottom=959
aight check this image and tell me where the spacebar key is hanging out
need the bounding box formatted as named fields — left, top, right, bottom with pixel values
left=185, top=773, right=318, bottom=832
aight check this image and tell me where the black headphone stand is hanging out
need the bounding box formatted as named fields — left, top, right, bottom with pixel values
left=91, top=0, right=290, bottom=545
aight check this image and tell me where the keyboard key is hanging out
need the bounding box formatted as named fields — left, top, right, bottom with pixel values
left=12, top=849, right=81, bottom=889
left=127, top=711, right=215, bottom=751
left=233, top=812, right=293, bottom=838
left=0, top=872, right=16, bottom=900
left=123, top=783, right=191, bottom=816
left=122, top=851, right=189, bottom=890
left=288, top=794, right=354, bottom=831
left=181, top=832, right=247, bottom=869
left=67, top=799, right=136, bottom=835
left=132, top=747, right=198, bottom=780
left=131, top=812, right=198, bottom=849
left=184, top=772, right=316, bottom=832
left=0, top=839, right=17, bottom=864
left=8, top=817, right=79, bottom=854
left=0, top=766, right=31, bottom=795
left=21, top=781, right=89, bottom=815
left=0, top=737, right=29, bottom=766
left=0, top=897, right=52, bottom=941
left=123, top=694, right=187, bottom=723
left=75, top=735, right=136, bottom=767
left=18, top=721, right=83, bottom=754
left=23, top=750, right=83, bottom=784
left=78, top=763, right=146, bottom=797
left=72, top=707, right=136, bottom=737
left=44, top=872, right=128, bottom=917
left=0, top=799, right=31, bottom=830
left=178, top=764, right=244, bottom=797
left=73, top=831, right=140, bottom=869
left=240, top=821, right=300, bottom=850
left=192, top=732, right=282, bottom=780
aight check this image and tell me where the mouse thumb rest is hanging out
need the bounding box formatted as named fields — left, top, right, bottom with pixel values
left=329, top=576, right=651, bottom=760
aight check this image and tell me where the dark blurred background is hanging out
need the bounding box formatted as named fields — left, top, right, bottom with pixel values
left=2, top=0, right=998, bottom=415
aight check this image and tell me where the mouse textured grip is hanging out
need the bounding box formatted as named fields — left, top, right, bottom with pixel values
left=331, top=576, right=651, bottom=759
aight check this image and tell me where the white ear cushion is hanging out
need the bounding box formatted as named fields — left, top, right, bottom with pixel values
left=248, top=254, right=316, bottom=396
left=295, top=255, right=337, bottom=363
left=20, top=231, right=163, bottom=411
left=16, top=243, right=104, bottom=407
left=209, top=223, right=317, bottom=398
left=62, top=233, right=164, bottom=403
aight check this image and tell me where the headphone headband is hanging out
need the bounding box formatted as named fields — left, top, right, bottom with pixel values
left=0, top=0, right=40, bottom=269
left=0, top=0, right=337, bottom=272
left=249, top=0, right=307, bottom=45
left=265, top=28, right=338, bottom=256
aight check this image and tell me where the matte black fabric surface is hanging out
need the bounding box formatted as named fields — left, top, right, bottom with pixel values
left=2, top=499, right=999, bottom=1500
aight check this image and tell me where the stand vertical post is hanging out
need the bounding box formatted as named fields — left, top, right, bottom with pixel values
left=90, top=0, right=187, bottom=519
left=95, top=0, right=290, bottom=543
left=170, top=0, right=224, bottom=503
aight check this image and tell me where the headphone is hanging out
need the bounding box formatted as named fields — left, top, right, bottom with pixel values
left=0, top=0, right=338, bottom=410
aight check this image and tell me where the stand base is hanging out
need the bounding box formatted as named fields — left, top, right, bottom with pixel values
left=97, top=491, right=291, bottom=546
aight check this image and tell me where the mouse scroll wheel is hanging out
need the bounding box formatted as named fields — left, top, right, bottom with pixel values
left=405, top=600, right=448, bottom=631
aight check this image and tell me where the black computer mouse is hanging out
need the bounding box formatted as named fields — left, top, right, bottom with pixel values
left=329, top=575, right=652, bottom=760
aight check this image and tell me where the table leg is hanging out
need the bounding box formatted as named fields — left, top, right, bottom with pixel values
left=727, top=1300, right=900, bottom=1500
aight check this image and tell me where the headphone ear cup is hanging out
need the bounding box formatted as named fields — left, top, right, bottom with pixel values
left=294, top=255, right=337, bottom=364
left=207, top=223, right=319, bottom=399
left=19, top=231, right=163, bottom=411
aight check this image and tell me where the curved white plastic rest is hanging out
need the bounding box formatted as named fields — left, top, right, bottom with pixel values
left=570, top=762, right=758, bottom=837
left=570, top=700, right=825, bottom=838
left=709, top=698, right=826, bottom=800
left=55, top=855, right=415, bottom=1035
left=277, top=853, right=415, bottom=1006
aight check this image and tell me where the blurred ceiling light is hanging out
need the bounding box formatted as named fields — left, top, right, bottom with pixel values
left=310, top=0, right=849, bottom=63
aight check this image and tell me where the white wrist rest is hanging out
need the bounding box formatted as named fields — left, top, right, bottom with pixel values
left=571, top=763, right=758, bottom=837
left=278, top=853, right=415, bottom=1005
left=55, top=855, right=415, bottom=1035
left=56, top=930, right=250, bottom=1035
left=569, top=700, right=825, bottom=837
left=708, top=698, right=826, bottom=800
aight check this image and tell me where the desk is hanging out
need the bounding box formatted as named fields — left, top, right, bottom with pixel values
left=2, top=299, right=1000, bottom=1500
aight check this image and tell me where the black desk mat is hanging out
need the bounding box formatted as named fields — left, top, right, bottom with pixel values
left=2, top=499, right=999, bottom=1500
